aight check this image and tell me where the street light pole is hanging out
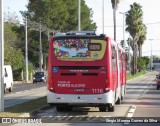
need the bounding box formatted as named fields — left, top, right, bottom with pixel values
left=78, top=0, right=81, bottom=31
left=149, top=39, right=153, bottom=70
left=102, top=0, right=104, bottom=34
left=0, top=0, right=4, bottom=112
left=39, top=21, right=43, bottom=71
left=25, top=16, right=28, bottom=83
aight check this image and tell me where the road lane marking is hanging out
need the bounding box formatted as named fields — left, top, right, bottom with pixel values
left=127, top=106, right=136, bottom=117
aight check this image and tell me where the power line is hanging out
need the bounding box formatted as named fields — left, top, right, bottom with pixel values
left=100, top=22, right=160, bottom=28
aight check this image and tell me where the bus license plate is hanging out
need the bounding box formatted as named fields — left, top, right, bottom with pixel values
left=72, top=99, right=86, bottom=102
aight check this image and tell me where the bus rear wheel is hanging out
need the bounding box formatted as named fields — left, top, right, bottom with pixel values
left=99, top=106, right=107, bottom=112
left=116, top=97, right=121, bottom=104
left=108, top=105, right=115, bottom=112
left=66, top=106, right=73, bottom=111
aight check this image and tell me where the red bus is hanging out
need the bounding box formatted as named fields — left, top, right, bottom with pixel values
left=47, top=31, right=126, bottom=112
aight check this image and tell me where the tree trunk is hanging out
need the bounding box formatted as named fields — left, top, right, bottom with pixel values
left=138, top=44, right=142, bottom=57
left=132, top=40, right=135, bottom=75
left=140, top=45, right=142, bottom=57
left=132, top=38, right=138, bottom=75
left=135, top=43, right=138, bottom=74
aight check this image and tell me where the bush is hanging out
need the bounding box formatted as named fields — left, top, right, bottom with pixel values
left=13, top=69, right=22, bottom=81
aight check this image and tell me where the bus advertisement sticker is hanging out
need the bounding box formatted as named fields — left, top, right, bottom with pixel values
left=93, top=53, right=99, bottom=58
left=53, top=67, right=58, bottom=73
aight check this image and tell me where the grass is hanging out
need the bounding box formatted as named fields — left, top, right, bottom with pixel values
left=0, top=96, right=47, bottom=117
left=127, top=71, right=147, bottom=80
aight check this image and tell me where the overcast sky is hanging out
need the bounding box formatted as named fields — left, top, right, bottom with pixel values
left=4, top=0, right=160, bottom=56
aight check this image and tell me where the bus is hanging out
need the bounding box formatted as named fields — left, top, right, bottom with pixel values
left=47, top=31, right=126, bottom=112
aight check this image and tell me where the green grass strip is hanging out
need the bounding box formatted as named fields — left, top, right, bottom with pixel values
left=0, top=96, right=47, bottom=117
left=127, top=71, right=147, bottom=80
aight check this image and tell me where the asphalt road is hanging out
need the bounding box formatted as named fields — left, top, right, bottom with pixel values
left=4, top=82, right=46, bottom=108
left=30, top=71, right=159, bottom=123
left=9, top=71, right=160, bottom=126
left=5, top=82, right=46, bottom=94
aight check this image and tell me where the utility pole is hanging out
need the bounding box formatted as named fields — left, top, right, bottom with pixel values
left=78, top=0, right=81, bottom=31
left=102, top=0, right=104, bottom=34
left=25, top=16, right=28, bottom=82
left=128, top=37, right=131, bottom=74
left=0, top=0, right=4, bottom=112
left=113, top=0, right=116, bottom=41
left=149, top=39, right=153, bottom=70
left=39, top=21, right=43, bottom=71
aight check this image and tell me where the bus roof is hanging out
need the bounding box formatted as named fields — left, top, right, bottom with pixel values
left=54, top=31, right=106, bottom=39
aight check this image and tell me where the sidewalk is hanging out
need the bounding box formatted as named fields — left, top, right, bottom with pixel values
left=13, top=81, right=33, bottom=84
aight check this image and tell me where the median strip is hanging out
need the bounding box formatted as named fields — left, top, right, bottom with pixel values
left=0, top=96, right=48, bottom=117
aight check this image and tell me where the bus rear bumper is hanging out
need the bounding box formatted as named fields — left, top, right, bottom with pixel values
left=47, top=90, right=114, bottom=106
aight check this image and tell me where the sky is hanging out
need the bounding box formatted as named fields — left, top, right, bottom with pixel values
left=3, top=0, right=160, bottom=57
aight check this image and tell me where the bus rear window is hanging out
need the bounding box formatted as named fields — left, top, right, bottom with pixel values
left=53, top=39, right=106, bottom=61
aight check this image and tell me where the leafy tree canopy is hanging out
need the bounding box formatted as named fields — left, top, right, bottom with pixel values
left=4, top=22, right=24, bottom=69
left=24, top=0, right=97, bottom=31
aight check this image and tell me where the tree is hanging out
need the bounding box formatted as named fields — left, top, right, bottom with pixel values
left=25, top=0, right=97, bottom=31
left=19, top=0, right=97, bottom=69
left=78, top=0, right=97, bottom=31
left=137, top=57, right=145, bottom=72
left=120, top=40, right=125, bottom=48
left=125, top=2, right=144, bottom=75
left=111, top=0, right=120, bottom=41
left=137, top=24, right=147, bottom=57
left=4, top=22, right=24, bottom=69
left=153, top=55, right=160, bottom=63
left=4, top=22, right=18, bottom=48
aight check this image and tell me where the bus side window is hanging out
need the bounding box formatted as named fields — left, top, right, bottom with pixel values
left=112, top=46, right=117, bottom=70
left=122, top=53, right=125, bottom=70
left=4, top=68, right=8, bottom=77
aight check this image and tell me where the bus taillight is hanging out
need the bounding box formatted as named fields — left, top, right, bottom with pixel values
left=104, top=87, right=110, bottom=92
left=100, top=67, right=106, bottom=73
left=48, top=79, right=54, bottom=92
left=49, top=87, right=54, bottom=90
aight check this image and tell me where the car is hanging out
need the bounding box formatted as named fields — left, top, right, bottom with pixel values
left=4, top=65, right=13, bottom=93
left=156, top=74, right=160, bottom=90
left=33, top=71, right=47, bottom=83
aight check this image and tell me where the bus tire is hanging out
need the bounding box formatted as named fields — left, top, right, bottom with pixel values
left=66, top=106, right=73, bottom=111
left=48, top=103, right=55, bottom=106
left=121, top=94, right=124, bottom=100
left=9, top=84, right=13, bottom=92
left=108, top=105, right=114, bottom=112
left=56, top=105, right=66, bottom=111
left=116, top=97, right=121, bottom=104
left=99, top=106, right=107, bottom=112
left=121, top=86, right=124, bottom=100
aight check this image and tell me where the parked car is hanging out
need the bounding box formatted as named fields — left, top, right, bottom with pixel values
left=4, top=65, right=13, bottom=93
left=156, top=74, right=160, bottom=90
left=33, top=71, right=47, bottom=83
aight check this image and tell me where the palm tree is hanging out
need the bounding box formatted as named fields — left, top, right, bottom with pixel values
left=137, top=24, right=147, bottom=57
left=111, top=0, right=120, bottom=41
left=125, top=2, right=144, bottom=75
left=120, top=40, right=125, bottom=48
